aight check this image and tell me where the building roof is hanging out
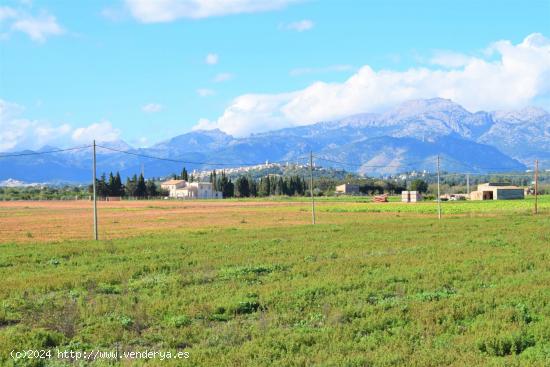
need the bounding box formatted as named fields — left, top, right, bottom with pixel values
left=477, top=182, right=522, bottom=189
left=161, top=179, right=186, bottom=185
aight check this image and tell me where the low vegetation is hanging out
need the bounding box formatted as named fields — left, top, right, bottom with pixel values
left=0, top=197, right=548, bottom=366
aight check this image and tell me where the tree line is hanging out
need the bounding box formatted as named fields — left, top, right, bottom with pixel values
left=88, top=172, right=165, bottom=198
left=208, top=170, right=308, bottom=198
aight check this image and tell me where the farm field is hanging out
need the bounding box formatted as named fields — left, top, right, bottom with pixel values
left=0, top=197, right=549, bottom=366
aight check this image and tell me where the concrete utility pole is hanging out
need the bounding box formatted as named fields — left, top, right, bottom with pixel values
left=92, top=140, right=98, bottom=240
left=466, top=173, right=470, bottom=196
left=437, top=155, right=441, bottom=220
left=534, top=159, right=539, bottom=215
left=310, top=151, right=316, bottom=225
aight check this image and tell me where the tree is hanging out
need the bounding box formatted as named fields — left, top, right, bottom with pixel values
left=249, top=178, right=258, bottom=197
left=210, top=170, right=218, bottom=191
left=146, top=180, right=158, bottom=197
left=259, top=176, right=271, bottom=196
left=217, top=171, right=234, bottom=198
left=235, top=176, right=250, bottom=198
left=181, top=167, right=188, bottom=181
left=97, top=173, right=108, bottom=197
left=136, top=174, right=147, bottom=197
left=126, top=175, right=137, bottom=197
left=411, top=179, right=428, bottom=193
left=114, top=172, right=123, bottom=196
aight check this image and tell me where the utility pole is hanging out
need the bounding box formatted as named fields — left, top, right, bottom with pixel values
left=466, top=173, right=470, bottom=197
left=309, top=151, right=316, bottom=225
left=437, top=155, right=441, bottom=220
left=534, top=159, right=539, bottom=214
left=92, top=140, right=98, bottom=240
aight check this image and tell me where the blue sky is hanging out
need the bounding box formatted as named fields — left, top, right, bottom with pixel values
left=1, top=0, right=549, bottom=151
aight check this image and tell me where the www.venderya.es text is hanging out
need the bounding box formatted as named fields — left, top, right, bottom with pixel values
left=11, top=349, right=190, bottom=361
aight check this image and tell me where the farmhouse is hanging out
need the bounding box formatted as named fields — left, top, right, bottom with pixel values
left=335, top=183, right=360, bottom=195
left=469, top=183, right=524, bottom=200
left=161, top=180, right=223, bottom=199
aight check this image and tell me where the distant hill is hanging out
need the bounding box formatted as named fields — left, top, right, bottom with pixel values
left=1, top=98, right=547, bottom=183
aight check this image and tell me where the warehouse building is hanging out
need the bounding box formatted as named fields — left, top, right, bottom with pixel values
left=469, top=183, right=524, bottom=200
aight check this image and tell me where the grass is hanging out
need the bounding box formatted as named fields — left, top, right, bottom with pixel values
left=0, top=197, right=549, bottom=366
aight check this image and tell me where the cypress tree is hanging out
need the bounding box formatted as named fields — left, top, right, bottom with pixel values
left=181, top=167, right=188, bottom=181
left=114, top=172, right=123, bottom=196
left=136, top=174, right=147, bottom=198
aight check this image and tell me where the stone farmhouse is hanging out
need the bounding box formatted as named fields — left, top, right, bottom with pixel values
left=160, top=179, right=223, bottom=199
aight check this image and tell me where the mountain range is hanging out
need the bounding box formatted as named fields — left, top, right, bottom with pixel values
left=1, top=98, right=548, bottom=183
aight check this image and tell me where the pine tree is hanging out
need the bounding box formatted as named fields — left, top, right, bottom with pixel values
left=126, top=174, right=138, bottom=197
left=97, top=173, right=108, bottom=197
left=217, top=171, right=234, bottom=198
left=146, top=180, right=158, bottom=197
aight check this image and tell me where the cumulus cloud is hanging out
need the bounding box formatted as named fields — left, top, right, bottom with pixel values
left=194, top=33, right=550, bottom=137
left=142, top=103, right=163, bottom=113
left=192, top=118, right=217, bottom=131
left=0, top=6, right=64, bottom=42
left=0, top=99, right=121, bottom=152
left=0, top=99, right=71, bottom=151
left=281, top=19, right=314, bottom=32
left=205, top=53, right=218, bottom=65
left=197, top=88, right=215, bottom=97
left=125, top=0, right=300, bottom=23
left=71, top=121, right=121, bottom=144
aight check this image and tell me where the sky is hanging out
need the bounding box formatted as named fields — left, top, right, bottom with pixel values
left=0, top=0, right=549, bottom=152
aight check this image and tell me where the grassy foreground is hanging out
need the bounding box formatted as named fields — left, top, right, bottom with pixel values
left=0, top=198, right=549, bottom=366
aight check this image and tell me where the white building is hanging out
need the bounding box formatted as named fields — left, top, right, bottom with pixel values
left=161, top=180, right=223, bottom=199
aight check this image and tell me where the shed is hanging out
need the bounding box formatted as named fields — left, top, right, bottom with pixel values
left=401, top=190, right=422, bottom=202
left=335, top=183, right=360, bottom=195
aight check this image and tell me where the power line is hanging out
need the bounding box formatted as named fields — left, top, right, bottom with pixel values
left=96, top=144, right=310, bottom=168
left=0, top=145, right=91, bottom=158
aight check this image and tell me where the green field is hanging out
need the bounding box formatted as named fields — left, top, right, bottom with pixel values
left=1, top=197, right=549, bottom=366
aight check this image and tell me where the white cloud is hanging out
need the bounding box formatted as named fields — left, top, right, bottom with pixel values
left=281, top=19, right=314, bottom=32
left=197, top=88, right=215, bottom=97
left=142, top=103, right=163, bottom=113
left=0, top=99, right=71, bottom=151
left=205, top=53, right=218, bottom=65
left=290, top=64, right=354, bottom=76
left=0, top=6, right=64, bottom=42
left=125, top=0, right=300, bottom=23
left=213, top=72, right=233, bottom=82
left=72, top=121, right=121, bottom=144
left=194, top=33, right=550, bottom=137
left=0, top=99, right=121, bottom=151
left=192, top=118, right=218, bottom=131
